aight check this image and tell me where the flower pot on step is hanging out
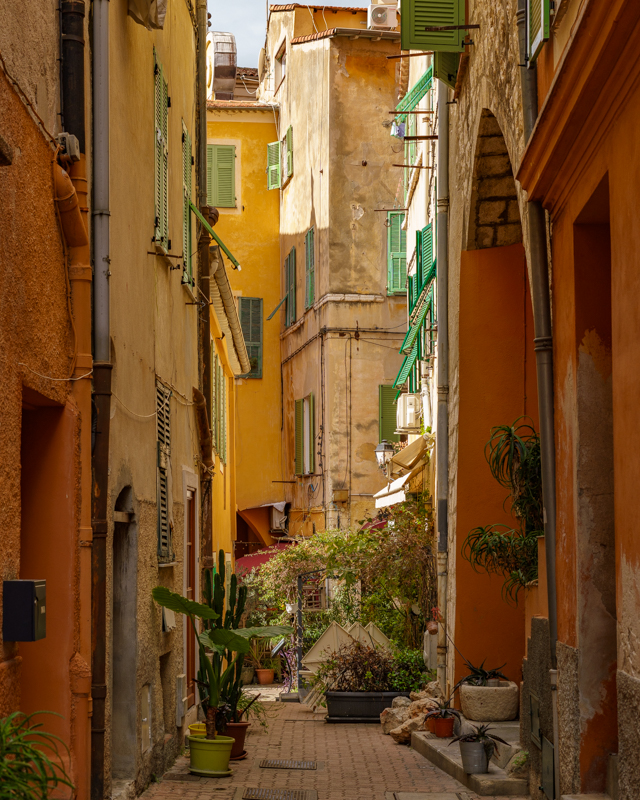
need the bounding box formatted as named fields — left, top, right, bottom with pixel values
left=224, top=721, right=250, bottom=759
left=459, top=681, right=519, bottom=721
left=188, top=723, right=205, bottom=737
left=188, top=735, right=234, bottom=777
left=433, top=716, right=455, bottom=738
left=459, top=741, right=488, bottom=774
left=241, top=664, right=255, bottom=685
left=256, top=668, right=275, bottom=685
left=426, top=716, right=436, bottom=733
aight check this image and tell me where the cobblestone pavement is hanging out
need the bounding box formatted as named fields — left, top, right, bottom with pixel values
left=141, top=700, right=526, bottom=800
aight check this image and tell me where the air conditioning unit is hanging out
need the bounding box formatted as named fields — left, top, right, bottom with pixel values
left=396, top=393, right=421, bottom=432
left=368, top=3, right=397, bottom=30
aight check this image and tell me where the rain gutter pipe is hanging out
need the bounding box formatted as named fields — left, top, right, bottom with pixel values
left=517, top=3, right=560, bottom=797
left=90, top=0, right=111, bottom=798
left=435, top=78, right=449, bottom=693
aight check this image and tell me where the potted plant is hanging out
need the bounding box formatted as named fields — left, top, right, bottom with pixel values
left=449, top=723, right=508, bottom=774
left=424, top=698, right=461, bottom=738
left=312, top=641, right=430, bottom=722
left=0, top=711, right=74, bottom=799
left=454, top=658, right=518, bottom=721
left=248, top=639, right=276, bottom=685
left=153, top=551, right=291, bottom=773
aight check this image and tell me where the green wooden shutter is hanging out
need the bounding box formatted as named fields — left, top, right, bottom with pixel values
left=267, top=141, right=281, bottom=190
left=421, top=224, right=433, bottom=289
left=294, top=399, right=304, bottom=475
left=379, top=386, right=399, bottom=443
left=286, top=247, right=296, bottom=326
left=154, top=52, right=169, bottom=249
left=182, top=123, right=193, bottom=285
left=416, top=229, right=423, bottom=290
left=239, top=297, right=263, bottom=379
left=209, top=145, right=235, bottom=208
left=528, top=0, right=550, bottom=63
left=305, top=228, right=315, bottom=308
left=400, top=0, right=466, bottom=53
left=206, top=144, right=215, bottom=206
left=308, top=393, right=315, bottom=474
left=216, top=359, right=222, bottom=456
left=286, top=126, right=293, bottom=179
left=221, top=373, right=227, bottom=464
left=156, top=382, right=173, bottom=561
left=211, top=353, right=218, bottom=453
left=387, top=212, right=407, bottom=294
left=433, top=51, right=461, bottom=89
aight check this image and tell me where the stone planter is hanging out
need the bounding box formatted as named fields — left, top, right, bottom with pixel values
left=459, top=680, right=519, bottom=721
left=326, top=691, right=411, bottom=723
left=241, top=664, right=255, bottom=685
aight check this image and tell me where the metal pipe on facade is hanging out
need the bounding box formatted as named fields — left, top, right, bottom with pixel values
left=91, top=0, right=111, bottom=797
left=435, top=78, right=450, bottom=693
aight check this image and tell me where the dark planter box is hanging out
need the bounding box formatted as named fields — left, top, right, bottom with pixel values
left=325, top=691, right=411, bottom=723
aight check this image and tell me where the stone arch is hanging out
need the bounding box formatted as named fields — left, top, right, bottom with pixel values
left=465, top=109, right=522, bottom=251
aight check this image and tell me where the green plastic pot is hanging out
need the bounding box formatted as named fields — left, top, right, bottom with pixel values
left=188, top=735, right=234, bottom=777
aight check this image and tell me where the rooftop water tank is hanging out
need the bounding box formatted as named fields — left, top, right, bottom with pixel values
left=206, top=32, right=237, bottom=100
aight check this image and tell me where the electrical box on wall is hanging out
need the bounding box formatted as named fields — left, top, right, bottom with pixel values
left=3, top=580, right=46, bottom=641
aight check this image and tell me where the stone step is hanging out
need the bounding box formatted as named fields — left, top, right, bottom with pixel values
left=561, top=795, right=610, bottom=800
left=411, top=731, right=529, bottom=797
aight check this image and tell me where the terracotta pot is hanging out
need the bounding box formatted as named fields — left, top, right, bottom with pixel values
left=433, top=716, right=455, bottom=738
left=426, top=716, right=436, bottom=733
left=224, top=721, right=250, bottom=759
left=426, top=621, right=439, bottom=635
left=256, top=668, right=275, bottom=685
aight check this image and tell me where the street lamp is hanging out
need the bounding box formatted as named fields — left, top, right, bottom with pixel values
left=375, top=440, right=394, bottom=474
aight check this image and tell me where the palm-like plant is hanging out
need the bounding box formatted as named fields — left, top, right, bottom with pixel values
left=153, top=550, right=291, bottom=738
left=449, top=722, right=508, bottom=750
left=453, top=657, right=509, bottom=691
left=424, top=697, right=461, bottom=721
left=0, top=711, right=74, bottom=799
left=462, top=418, right=542, bottom=601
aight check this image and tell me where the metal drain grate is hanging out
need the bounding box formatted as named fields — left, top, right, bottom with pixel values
left=242, top=790, right=314, bottom=800
left=259, top=759, right=317, bottom=770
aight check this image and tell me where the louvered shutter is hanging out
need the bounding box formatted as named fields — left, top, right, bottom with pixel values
left=416, top=229, right=423, bottom=290
left=528, top=0, right=550, bottom=63
left=161, top=71, right=168, bottom=245
left=286, top=126, right=293, bottom=179
left=267, top=141, right=281, bottom=190
left=211, top=353, right=218, bottom=453
left=387, top=212, right=407, bottom=294
left=421, top=224, right=433, bottom=289
left=286, top=247, right=296, bottom=326
left=156, top=382, right=173, bottom=561
left=305, top=228, right=315, bottom=308
left=206, top=145, right=215, bottom=206
left=308, top=393, right=315, bottom=473
left=400, top=0, right=466, bottom=53
left=182, top=124, right=193, bottom=285
left=433, top=51, right=461, bottom=89
left=212, top=145, right=235, bottom=207
left=154, top=52, right=169, bottom=249
left=239, top=297, right=263, bottom=379
left=294, top=399, right=304, bottom=475
left=221, top=373, right=227, bottom=463
left=379, top=386, right=400, bottom=443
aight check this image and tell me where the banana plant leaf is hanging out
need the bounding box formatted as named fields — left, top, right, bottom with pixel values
left=233, top=625, right=293, bottom=640
left=199, top=629, right=251, bottom=655
left=152, top=586, right=219, bottom=620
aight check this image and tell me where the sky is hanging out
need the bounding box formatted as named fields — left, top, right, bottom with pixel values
left=207, top=0, right=365, bottom=68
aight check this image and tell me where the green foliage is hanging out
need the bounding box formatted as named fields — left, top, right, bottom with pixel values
left=235, top=692, right=273, bottom=731
left=453, top=657, right=509, bottom=690
left=462, top=418, right=542, bottom=601
left=388, top=648, right=434, bottom=693
left=449, top=723, right=508, bottom=747
left=424, top=697, right=461, bottom=720
left=0, top=711, right=74, bottom=799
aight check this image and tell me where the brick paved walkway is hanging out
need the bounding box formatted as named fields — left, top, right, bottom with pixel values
left=141, top=701, right=527, bottom=800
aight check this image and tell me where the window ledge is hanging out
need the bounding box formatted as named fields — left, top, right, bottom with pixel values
left=182, top=281, right=197, bottom=303
left=158, top=561, right=177, bottom=569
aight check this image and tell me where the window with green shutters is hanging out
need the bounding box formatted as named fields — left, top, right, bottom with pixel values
left=285, top=247, right=296, bottom=327
left=284, top=126, right=293, bottom=182
left=527, top=0, right=550, bottom=63
left=239, top=297, right=263, bottom=379
left=212, top=353, right=218, bottom=453
left=433, top=51, right=461, bottom=90
left=182, top=122, right=193, bottom=286
left=305, top=228, right=315, bottom=308
left=156, top=381, right=173, bottom=562
left=294, top=394, right=315, bottom=475
left=213, top=358, right=227, bottom=463
left=379, top=385, right=399, bottom=443
left=417, top=223, right=433, bottom=292
left=400, top=0, right=466, bottom=53
left=387, top=211, right=407, bottom=294
left=267, top=141, right=281, bottom=190
left=154, top=50, right=169, bottom=250
left=207, top=144, right=236, bottom=208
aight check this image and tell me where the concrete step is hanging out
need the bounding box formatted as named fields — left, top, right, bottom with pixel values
left=561, top=795, right=610, bottom=800
left=411, top=731, right=529, bottom=797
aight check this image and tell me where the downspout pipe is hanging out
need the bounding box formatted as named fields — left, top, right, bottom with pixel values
left=91, top=0, right=112, bottom=798
left=517, top=4, right=560, bottom=798
left=436, top=78, right=450, bottom=693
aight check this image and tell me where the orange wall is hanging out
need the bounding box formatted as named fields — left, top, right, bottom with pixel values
left=455, top=243, right=538, bottom=688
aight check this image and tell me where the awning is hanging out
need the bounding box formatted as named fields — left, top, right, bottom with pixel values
left=235, top=543, right=291, bottom=573
left=393, top=342, right=418, bottom=388
left=388, top=434, right=433, bottom=478
left=374, top=465, right=423, bottom=509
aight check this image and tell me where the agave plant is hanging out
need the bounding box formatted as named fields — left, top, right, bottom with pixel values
left=448, top=723, right=509, bottom=753
left=153, top=549, right=291, bottom=738
left=424, top=696, right=461, bottom=721
left=0, top=711, right=74, bottom=799
left=453, top=657, right=509, bottom=691
left=462, top=418, right=542, bottom=601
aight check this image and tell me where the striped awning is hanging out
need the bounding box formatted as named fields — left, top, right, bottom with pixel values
left=393, top=342, right=418, bottom=389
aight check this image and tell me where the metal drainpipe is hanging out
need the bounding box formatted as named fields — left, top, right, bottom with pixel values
left=517, top=3, right=560, bottom=797
left=196, top=0, right=214, bottom=568
left=91, top=0, right=112, bottom=797
left=60, top=4, right=92, bottom=799
left=435, top=78, right=450, bottom=694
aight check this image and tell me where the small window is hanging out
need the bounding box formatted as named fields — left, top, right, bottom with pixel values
left=206, top=144, right=236, bottom=208
left=239, top=297, right=263, bottom=379
left=305, top=228, right=315, bottom=308
left=387, top=211, right=407, bottom=294
left=295, top=394, right=315, bottom=475
left=285, top=247, right=296, bottom=327
left=275, top=42, right=286, bottom=87
left=154, top=50, right=169, bottom=250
